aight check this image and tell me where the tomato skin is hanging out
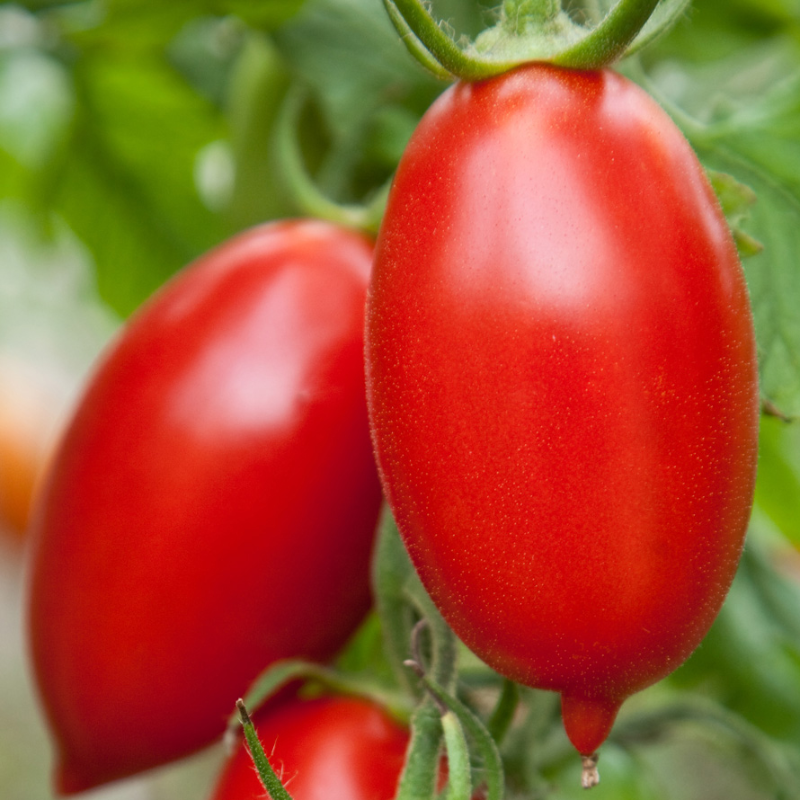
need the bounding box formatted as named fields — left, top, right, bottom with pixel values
left=28, top=221, right=382, bottom=793
left=211, top=696, right=409, bottom=800
left=365, top=65, right=759, bottom=755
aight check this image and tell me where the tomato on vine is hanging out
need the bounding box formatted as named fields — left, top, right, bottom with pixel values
left=365, top=63, right=759, bottom=759
left=28, top=220, right=382, bottom=793
left=212, top=696, right=410, bottom=800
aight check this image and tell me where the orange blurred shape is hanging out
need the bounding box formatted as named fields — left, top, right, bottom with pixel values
left=0, top=355, right=61, bottom=538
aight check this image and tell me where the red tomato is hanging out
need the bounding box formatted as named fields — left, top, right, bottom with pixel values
left=211, top=696, right=409, bottom=800
left=365, top=65, right=759, bottom=756
left=28, top=221, right=382, bottom=793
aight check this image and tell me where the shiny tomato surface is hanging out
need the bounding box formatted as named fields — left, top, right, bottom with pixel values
left=28, top=221, right=382, bottom=793
left=366, top=65, right=759, bottom=755
left=211, top=697, right=409, bottom=800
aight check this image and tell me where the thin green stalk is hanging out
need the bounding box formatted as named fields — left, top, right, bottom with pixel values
left=237, top=700, right=294, bottom=800
left=382, top=0, right=455, bottom=80
left=273, top=87, right=377, bottom=232
left=487, top=679, right=520, bottom=744
left=405, top=577, right=459, bottom=693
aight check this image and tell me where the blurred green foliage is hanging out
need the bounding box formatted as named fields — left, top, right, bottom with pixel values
left=2, top=0, right=800, bottom=798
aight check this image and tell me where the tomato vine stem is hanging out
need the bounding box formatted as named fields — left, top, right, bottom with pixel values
left=487, top=679, right=520, bottom=744
left=274, top=87, right=386, bottom=233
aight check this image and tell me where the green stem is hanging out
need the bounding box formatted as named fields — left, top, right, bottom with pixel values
left=487, top=679, right=520, bottom=744
left=237, top=700, right=294, bottom=800
left=382, top=0, right=454, bottom=80
left=405, top=578, right=459, bottom=693
left=553, top=0, right=661, bottom=69
left=386, top=0, right=515, bottom=80
left=273, top=87, right=379, bottom=232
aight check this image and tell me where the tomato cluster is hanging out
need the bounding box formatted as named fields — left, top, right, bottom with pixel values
left=26, top=59, right=758, bottom=800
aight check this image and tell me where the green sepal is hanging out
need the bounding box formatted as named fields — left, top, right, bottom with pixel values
left=441, top=711, right=473, bottom=800
left=395, top=700, right=446, bottom=800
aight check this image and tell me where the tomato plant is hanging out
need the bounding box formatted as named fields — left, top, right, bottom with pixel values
left=27, top=220, right=383, bottom=794
left=211, top=696, right=410, bottom=800
left=365, top=64, right=760, bottom=757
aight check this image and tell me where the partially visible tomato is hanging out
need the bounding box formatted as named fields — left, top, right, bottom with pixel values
left=366, top=65, right=759, bottom=756
left=211, top=696, right=410, bottom=800
left=28, top=221, right=383, bottom=794
left=0, top=355, right=61, bottom=539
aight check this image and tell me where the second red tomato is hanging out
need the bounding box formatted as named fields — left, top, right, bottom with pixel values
left=28, top=221, right=382, bottom=793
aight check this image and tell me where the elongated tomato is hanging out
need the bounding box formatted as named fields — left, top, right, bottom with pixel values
left=365, top=65, right=759, bottom=756
left=28, top=220, right=382, bottom=793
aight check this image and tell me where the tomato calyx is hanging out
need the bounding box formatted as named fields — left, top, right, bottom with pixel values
left=383, top=0, right=690, bottom=80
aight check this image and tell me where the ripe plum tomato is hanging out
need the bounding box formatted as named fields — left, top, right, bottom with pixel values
left=28, top=221, right=382, bottom=793
left=365, top=65, right=759, bottom=757
left=210, top=697, right=409, bottom=800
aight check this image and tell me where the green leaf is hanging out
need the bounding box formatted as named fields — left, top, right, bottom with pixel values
left=754, top=415, right=800, bottom=544
left=44, top=52, right=231, bottom=315
left=56, top=0, right=305, bottom=55
left=274, top=0, right=441, bottom=139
